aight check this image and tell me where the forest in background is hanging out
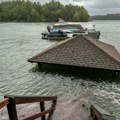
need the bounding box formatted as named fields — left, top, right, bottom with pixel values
left=91, top=14, right=120, bottom=20
left=0, top=0, right=90, bottom=22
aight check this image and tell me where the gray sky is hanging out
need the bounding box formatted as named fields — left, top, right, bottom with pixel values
left=0, top=0, right=120, bottom=15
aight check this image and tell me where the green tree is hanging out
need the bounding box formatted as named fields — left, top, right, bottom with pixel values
left=73, top=11, right=80, bottom=22
left=0, top=1, right=90, bottom=22
left=30, top=8, right=40, bottom=22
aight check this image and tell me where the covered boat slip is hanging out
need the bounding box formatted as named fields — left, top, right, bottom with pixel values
left=28, top=35, right=120, bottom=75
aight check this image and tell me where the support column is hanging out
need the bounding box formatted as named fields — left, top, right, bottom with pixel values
left=40, top=101, right=46, bottom=120
left=110, top=71, right=120, bottom=77
left=5, top=96, right=18, bottom=120
left=38, top=63, right=42, bottom=68
left=68, top=66, right=71, bottom=73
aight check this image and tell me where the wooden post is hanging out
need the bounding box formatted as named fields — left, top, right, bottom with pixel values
left=116, top=71, right=120, bottom=76
left=110, top=71, right=117, bottom=77
left=38, top=63, right=42, bottom=68
left=6, top=97, right=18, bottom=120
left=38, top=63, right=44, bottom=70
left=40, top=101, right=46, bottom=120
left=47, top=100, right=57, bottom=120
left=0, top=98, right=9, bottom=109
left=118, top=72, right=120, bottom=76
left=68, top=66, right=71, bottom=73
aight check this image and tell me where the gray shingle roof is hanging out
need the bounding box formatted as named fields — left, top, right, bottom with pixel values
left=28, top=35, right=120, bottom=71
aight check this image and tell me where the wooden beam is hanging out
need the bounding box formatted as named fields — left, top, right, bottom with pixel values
left=15, top=97, right=57, bottom=104
left=47, top=100, right=57, bottom=120
left=38, top=63, right=44, bottom=68
left=23, top=109, right=51, bottom=120
left=90, top=102, right=116, bottom=120
left=0, top=98, right=9, bottom=109
left=6, top=97, right=18, bottom=120
left=110, top=71, right=118, bottom=77
left=5, top=95, right=57, bottom=104
left=116, top=71, right=120, bottom=76
left=118, top=72, right=120, bottom=76
left=40, top=101, right=46, bottom=120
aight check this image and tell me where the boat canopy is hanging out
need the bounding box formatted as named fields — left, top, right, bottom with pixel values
left=53, top=22, right=84, bottom=30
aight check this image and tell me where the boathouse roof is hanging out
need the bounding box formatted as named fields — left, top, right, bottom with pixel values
left=28, top=35, right=120, bottom=71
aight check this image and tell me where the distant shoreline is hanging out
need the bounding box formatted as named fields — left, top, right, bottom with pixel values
left=91, top=13, right=120, bottom=20
left=0, top=20, right=120, bottom=24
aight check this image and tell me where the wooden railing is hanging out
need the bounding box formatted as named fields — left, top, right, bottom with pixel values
left=90, top=102, right=116, bottom=120
left=0, top=95, right=57, bottom=120
left=0, top=98, right=9, bottom=109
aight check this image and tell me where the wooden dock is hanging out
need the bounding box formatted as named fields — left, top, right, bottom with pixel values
left=90, top=102, right=116, bottom=120
left=42, top=36, right=69, bottom=40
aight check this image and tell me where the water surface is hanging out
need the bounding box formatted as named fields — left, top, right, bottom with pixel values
left=0, top=21, right=120, bottom=119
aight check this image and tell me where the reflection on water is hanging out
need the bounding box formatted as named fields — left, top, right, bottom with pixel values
left=0, top=21, right=120, bottom=119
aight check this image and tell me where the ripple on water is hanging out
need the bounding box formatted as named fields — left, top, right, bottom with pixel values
left=0, top=22, right=120, bottom=119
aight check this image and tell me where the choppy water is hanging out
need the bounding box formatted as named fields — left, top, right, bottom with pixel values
left=0, top=21, right=120, bottom=119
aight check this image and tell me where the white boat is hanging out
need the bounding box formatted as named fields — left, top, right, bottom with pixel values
left=42, top=22, right=100, bottom=40
left=53, top=22, right=100, bottom=39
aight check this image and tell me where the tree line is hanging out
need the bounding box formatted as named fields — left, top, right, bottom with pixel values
left=91, top=14, right=120, bottom=20
left=0, top=0, right=90, bottom=22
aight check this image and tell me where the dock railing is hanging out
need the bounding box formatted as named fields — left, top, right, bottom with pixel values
left=0, top=98, right=9, bottom=109
left=0, top=95, right=57, bottom=120
left=90, top=102, right=116, bottom=120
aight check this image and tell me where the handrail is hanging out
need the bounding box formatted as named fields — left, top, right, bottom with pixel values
left=0, top=98, right=9, bottom=109
left=4, top=95, right=57, bottom=104
left=4, top=95, right=57, bottom=120
left=23, top=108, right=51, bottom=120
left=90, top=102, right=116, bottom=120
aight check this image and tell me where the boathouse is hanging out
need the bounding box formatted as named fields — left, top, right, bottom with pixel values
left=28, top=35, right=120, bottom=75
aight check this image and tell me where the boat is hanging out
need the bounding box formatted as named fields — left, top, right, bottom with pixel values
left=42, top=26, right=70, bottom=40
left=53, top=22, right=85, bottom=33
left=42, top=22, right=100, bottom=40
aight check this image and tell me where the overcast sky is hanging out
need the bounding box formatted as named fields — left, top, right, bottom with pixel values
left=0, top=0, right=120, bottom=15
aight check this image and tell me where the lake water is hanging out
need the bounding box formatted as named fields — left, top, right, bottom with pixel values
left=0, top=21, right=120, bottom=119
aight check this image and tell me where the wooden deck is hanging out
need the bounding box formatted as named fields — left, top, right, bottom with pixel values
left=42, top=36, right=69, bottom=40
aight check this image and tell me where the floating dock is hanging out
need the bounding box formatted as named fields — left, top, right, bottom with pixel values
left=28, top=35, right=120, bottom=75
left=42, top=36, right=69, bottom=40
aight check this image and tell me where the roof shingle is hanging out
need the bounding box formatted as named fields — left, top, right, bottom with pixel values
left=28, top=35, right=120, bottom=71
